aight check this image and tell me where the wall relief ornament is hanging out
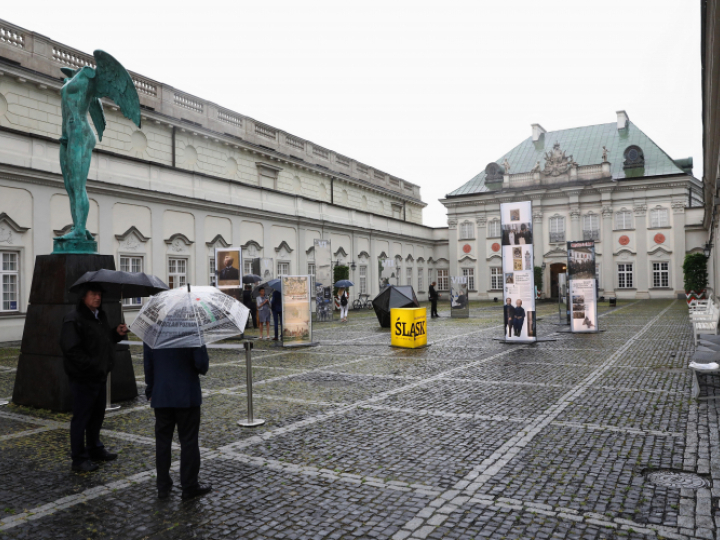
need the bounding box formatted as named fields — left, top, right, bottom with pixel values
left=633, top=205, right=647, bottom=216
left=602, top=206, right=613, bottom=218
left=543, top=142, right=574, bottom=176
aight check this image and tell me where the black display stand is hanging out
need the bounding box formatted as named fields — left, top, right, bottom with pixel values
left=12, top=254, right=138, bottom=412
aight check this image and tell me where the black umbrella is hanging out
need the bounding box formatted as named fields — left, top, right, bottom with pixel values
left=242, top=274, right=262, bottom=284
left=372, top=285, right=420, bottom=328
left=70, top=269, right=169, bottom=299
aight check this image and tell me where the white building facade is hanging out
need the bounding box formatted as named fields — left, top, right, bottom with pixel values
left=441, top=113, right=706, bottom=300
left=0, top=20, right=449, bottom=342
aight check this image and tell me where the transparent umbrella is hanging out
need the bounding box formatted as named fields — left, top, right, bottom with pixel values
left=130, top=285, right=250, bottom=349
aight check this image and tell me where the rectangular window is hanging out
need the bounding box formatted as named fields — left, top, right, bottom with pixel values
left=650, top=208, right=669, bottom=228
left=168, top=258, right=187, bottom=290
left=243, top=259, right=253, bottom=276
left=417, top=267, right=423, bottom=292
left=616, top=211, right=632, bottom=230
left=549, top=216, right=565, bottom=243
left=209, top=257, right=216, bottom=287
left=359, top=265, right=367, bottom=294
left=120, top=256, right=144, bottom=305
left=437, top=269, right=449, bottom=291
left=307, top=263, right=316, bottom=278
left=462, top=268, right=475, bottom=290
left=490, top=267, right=502, bottom=289
left=488, top=220, right=501, bottom=238
left=459, top=222, right=474, bottom=240
left=406, top=267, right=413, bottom=286
left=277, top=262, right=290, bottom=276
left=583, top=214, right=600, bottom=241
left=617, top=263, right=633, bottom=289
left=652, top=261, right=670, bottom=287
left=1, top=252, right=19, bottom=312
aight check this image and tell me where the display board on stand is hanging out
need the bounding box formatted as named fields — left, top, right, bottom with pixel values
left=501, top=201, right=537, bottom=343
left=567, top=241, right=598, bottom=333
left=313, top=239, right=333, bottom=322
left=450, top=276, right=469, bottom=318
left=379, top=258, right=395, bottom=289
left=252, top=258, right=274, bottom=282
left=215, top=247, right=242, bottom=302
left=281, top=275, right=315, bottom=347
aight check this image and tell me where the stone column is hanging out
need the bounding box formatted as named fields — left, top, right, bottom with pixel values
left=602, top=205, right=615, bottom=296
left=476, top=215, right=487, bottom=299
left=369, top=232, right=377, bottom=298
left=634, top=204, right=649, bottom=298
left=194, top=211, right=206, bottom=285
left=96, top=195, right=114, bottom=256
left=448, top=218, right=458, bottom=281
left=151, top=203, right=164, bottom=280
left=570, top=207, right=581, bottom=243
left=671, top=201, right=686, bottom=297
left=297, top=224, right=306, bottom=276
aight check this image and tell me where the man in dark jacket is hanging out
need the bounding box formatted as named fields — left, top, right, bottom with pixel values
left=144, top=343, right=212, bottom=500
left=428, top=282, right=439, bottom=318
left=503, top=297, right=515, bottom=338
left=242, top=285, right=257, bottom=329
left=60, top=283, right=128, bottom=473
left=271, top=288, right=283, bottom=340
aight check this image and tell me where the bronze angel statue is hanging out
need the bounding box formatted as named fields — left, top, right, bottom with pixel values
left=55, top=50, right=141, bottom=250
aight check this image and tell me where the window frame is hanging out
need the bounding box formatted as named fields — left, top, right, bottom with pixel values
left=0, top=251, right=20, bottom=313
left=277, top=261, right=290, bottom=277
left=615, top=210, right=633, bottom=230
left=549, top=216, right=565, bottom=243
left=617, top=263, right=634, bottom=289
left=120, top=255, right=144, bottom=306
left=652, top=261, right=670, bottom=288
left=487, top=220, right=501, bottom=239
left=168, top=257, right=188, bottom=290
left=459, top=221, right=474, bottom=240
left=490, top=267, right=503, bottom=290
left=437, top=269, right=449, bottom=291
left=359, top=265, right=368, bottom=295
left=406, top=266, right=413, bottom=286
left=582, top=214, right=600, bottom=241
left=417, top=267, right=423, bottom=292
left=462, top=267, right=475, bottom=291
left=649, top=207, right=670, bottom=228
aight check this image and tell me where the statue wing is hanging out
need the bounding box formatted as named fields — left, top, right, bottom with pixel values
left=89, top=98, right=106, bottom=141
left=92, top=50, right=141, bottom=129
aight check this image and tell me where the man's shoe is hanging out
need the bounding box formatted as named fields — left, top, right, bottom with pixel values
left=158, top=490, right=171, bottom=500
left=72, top=460, right=99, bottom=473
left=181, top=484, right=213, bottom=501
left=90, top=449, right=118, bottom=462
left=272, top=337, right=278, bottom=341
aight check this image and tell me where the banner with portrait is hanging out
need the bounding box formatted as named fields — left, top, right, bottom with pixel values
left=215, top=247, right=242, bottom=302
left=314, top=239, right=334, bottom=322
left=450, top=276, right=469, bottom=318
left=567, top=240, right=598, bottom=333
left=501, top=201, right=537, bottom=342
left=281, top=275, right=313, bottom=346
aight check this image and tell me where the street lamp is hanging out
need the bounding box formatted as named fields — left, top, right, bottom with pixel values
left=704, top=243, right=713, bottom=258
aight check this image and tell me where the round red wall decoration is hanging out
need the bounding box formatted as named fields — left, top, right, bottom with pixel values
left=491, top=243, right=500, bottom=252
left=654, top=233, right=666, bottom=244
left=463, top=244, right=472, bottom=254
left=619, top=235, right=630, bottom=246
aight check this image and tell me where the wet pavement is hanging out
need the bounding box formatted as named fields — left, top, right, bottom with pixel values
left=0, top=300, right=718, bottom=539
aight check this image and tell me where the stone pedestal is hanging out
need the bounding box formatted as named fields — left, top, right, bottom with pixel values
left=12, top=254, right=138, bottom=412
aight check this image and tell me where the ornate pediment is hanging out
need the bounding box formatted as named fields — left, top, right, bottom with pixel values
left=647, top=245, right=672, bottom=257
left=543, top=246, right=568, bottom=258
left=206, top=234, right=231, bottom=248
left=378, top=251, right=389, bottom=259
left=0, top=213, right=30, bottom=245
left=165, top=233, right=193, bottom=253
left=275, top=241, right=294, bottom=255
left=358, top=250, right=370, bottom=259
left=416, top=256, right=425, bottom=263
left=241, top=240, right=263, bottom=258
left=405, top=254, right=414, bottom=262
left=543, top=142, right=574, bottom=177
left=458, top=255, right=476, bottom=263
left=486, top=253, right=502, bottom=262
left=334, top=247, right=349, bottom=259
left=116, top=226, right=150, bottom=251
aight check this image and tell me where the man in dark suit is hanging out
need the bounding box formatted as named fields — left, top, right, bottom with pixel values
left=271, top=288, right=283, bottom=340
left=217, top=255, right=239, bottom=282
left=60, top=283, right=128, bottom=473
left=242, top=285, right=257, bottom=329
left=429, top=282, right=439, bottom=318
left=143, top=343, right=212, bottom=500
left=503, top=298, right=515, bottom=338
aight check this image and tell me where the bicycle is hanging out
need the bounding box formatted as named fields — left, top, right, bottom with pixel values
left=353, top=294, right=373, bottom=310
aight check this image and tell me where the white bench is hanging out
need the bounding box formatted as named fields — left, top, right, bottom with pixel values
left=689, top=360, right=720, bottom=401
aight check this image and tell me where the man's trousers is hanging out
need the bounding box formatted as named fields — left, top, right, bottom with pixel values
left=154, top=407, right=201, bottom=491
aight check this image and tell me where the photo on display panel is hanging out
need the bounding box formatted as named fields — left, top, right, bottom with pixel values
left=567, top=241, right=598, bottom=333
left=500, top=201, right=537, bottom=342
left=215, top=247, right=242, bottom=289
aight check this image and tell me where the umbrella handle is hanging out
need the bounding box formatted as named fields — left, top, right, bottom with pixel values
left=187, top=283, right=191, bottom=293
left=120, top=284, right=126, bottom=325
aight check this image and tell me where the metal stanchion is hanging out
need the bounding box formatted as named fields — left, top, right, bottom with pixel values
left=237, top=341, right=265, bottom=427
left=105, top=374, right=120, bottom=412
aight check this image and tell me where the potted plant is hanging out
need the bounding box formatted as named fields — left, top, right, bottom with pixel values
left=682, top=252, right=709, bottom=305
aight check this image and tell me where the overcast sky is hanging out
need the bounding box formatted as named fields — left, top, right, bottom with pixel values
left=4, top=1, right=701, bottom=227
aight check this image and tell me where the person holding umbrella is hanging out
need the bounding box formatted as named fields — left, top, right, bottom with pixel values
left=60, top=283, right=128, bottom=473
left=334, top=280, right=353, bottom=323
left=256, top=286, right=272, bottom=340
left=271, top=287, right=283, bottom=341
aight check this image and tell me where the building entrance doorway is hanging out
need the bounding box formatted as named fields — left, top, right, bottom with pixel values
left=550, top=262, right=566, bottom=299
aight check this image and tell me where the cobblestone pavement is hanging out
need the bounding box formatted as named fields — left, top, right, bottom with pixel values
left=0, top=300, right=719, bottom=539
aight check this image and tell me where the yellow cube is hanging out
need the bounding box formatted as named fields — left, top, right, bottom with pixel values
left=390, top=307, right=428, bottom=348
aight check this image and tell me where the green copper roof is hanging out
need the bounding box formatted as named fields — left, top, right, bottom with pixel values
left=448, top=121, right=687, bottom=196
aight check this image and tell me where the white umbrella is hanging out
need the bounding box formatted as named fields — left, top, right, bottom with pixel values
left=130, top=285, right=250, bottom=349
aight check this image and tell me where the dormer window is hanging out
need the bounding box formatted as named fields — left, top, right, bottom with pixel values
left=623, top=145, right=644, bottom=169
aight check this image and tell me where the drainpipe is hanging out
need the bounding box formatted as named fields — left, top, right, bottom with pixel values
left=171, top=126, right=176, bottom=167
left=403, top=202, right=406, bottom=221
left=331, top=177, right=334, bottom=205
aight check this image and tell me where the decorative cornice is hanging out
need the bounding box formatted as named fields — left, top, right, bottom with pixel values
left=241, top=239, right=263, bottom=252
left=275, top=240, right=294, bottom=254
left=671, top=202, right=685, bottom=214
left=633, top=205, right=647, bottom=216
left=647, top=245, right=672, bottom=256
left=458, top=255, right=477, bottom=263
left=614, top=247, right=637, bottom=256
left=602, top=205, right=613, bottom=218
left=405, top=254, right=414, bottom=262
left=543, top=246, right=568, bottom=258
left=0, top=213, right=30, bottom=233
left=115, top=225, right=150, bottom=242
left=206, top=234, right=231, bottom=248
left=486, top=254, right=502, bottom=261
left=378, top=251, right=388, bottom=259
left=164, top=233, right=193, bottom=245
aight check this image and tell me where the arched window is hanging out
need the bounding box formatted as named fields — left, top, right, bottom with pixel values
left=459, top=221, right=474, bottom=240
left=549, top=216, right=565, bottom=243
left=615, top=210, right=632, bottom=230
left=487, top=220, right=501, bottom=238
left=649, top=207, right=669, bottom=228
